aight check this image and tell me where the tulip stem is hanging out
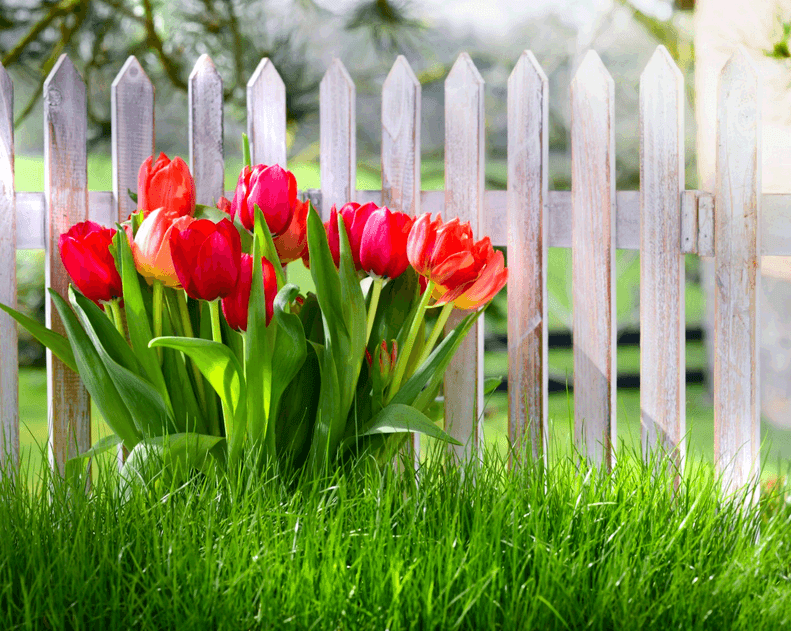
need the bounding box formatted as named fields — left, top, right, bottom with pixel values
left=388, top=280, right=433, bottom=399
left=152, top=281, right=164, bottom=363
left=365, top=278, right=384, bottom=344
left=176, top=290, right=209, bottom=414
left=242, top=133, right=252, bottom=168
left=108, top=299, right=125, bottom=339
left=209, top=300, right=232, bottom=440
left=416, top=302, right=454, bottom=369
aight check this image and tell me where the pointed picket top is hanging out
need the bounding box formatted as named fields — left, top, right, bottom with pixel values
left=571, top=50, right=613, bottom=105
left=719, top=47, right=760, bottom=113
left=0, top=62, right=11, bottom=107
left=246, top=58, right=287, bottom=168
left=111, top=56, right=154, bottom=222
left=44, top=54, right=85, bottom=110
left=508, top=50, right=548, bottom=91
left=189, top=54, right=224, bottom=205
left=641, top=45, right=683, bottom=90
left=382, top=55, right=419, bottom=141
left=320, top=57, right=356, bottom=218
left=446, top=52, right=484, bottom=88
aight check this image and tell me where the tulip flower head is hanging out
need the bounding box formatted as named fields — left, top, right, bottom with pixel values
left=216, top=196, right=232, bottom=216
left=407, top=213, right=508, bottom=309
left=129, top=208, right=195, bottom=288
left=325, top=201, right=379, bottom=270
left=273, top=198, right=310, bottom=265
left=137, top=153, right=196, bottom=219
left=222, top=254, right=277, bottom=331
left=359, top=207, right=414, bottom=279
left=58, top=221, right=123, bottom=304
left=230, top=164, right=298, bottom=237
left=169, top=218, right=242, bottom=302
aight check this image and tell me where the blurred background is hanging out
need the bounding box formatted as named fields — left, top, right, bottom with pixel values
left=2, top=0, right=791, bottom=473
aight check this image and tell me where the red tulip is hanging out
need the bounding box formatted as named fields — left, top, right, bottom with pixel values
left=407, top=213, right=507, bottom=309
left=137, top=153, right=196, bottom=219
left=326, top=201, right=379, bottom=270
left=169, top=219, right=242, bottom=301
left=230, top=164, right=298, bottom=236
left=221, top=254, right=277, bottom=331
left=359, top=207, right=413, bottom=279
left=58, top=221, right=122, bottom=304
left=274, top=199, right=310, bottom=264
left=128, top=208, right=195, bottom=288
left=365, top=339, right=398, bottom=384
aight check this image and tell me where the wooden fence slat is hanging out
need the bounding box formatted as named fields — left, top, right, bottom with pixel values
left=639, top=46, right=686, bottom=467
left=444, top=53, right=485, bottom=463
left=0, top=63, right=17, bottom=473
left=320, top=58, right=356, bottom=220
left=697, top=193, right=715, bottom=257
left=714, top=48, right=761, bottom=497
left=189, top=54, right=224, bottom=206
left=570, top=50, right=616, bottom=468
left=44, top=55, right=90, bottom=474
left=381, top=54, right=421, bottom=466
left=111, top=56, right=154, bottom=222
left=507, top=51, right=549, bottom=467
left=247, top=58, right=287, bottom=168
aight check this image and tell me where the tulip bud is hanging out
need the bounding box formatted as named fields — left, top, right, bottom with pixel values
left=325, top=201, right=379, bottom=270
left=371, top=339, right=398, bottom=386
left=137, top=153, right=196, bottom=219
left=221, top=254, right=277, bottom=331
left=359, top=207, right=413, bottom=279
left=273, top=199, right=310, bottom=264
left=129, top=208, right=194, bottom=288
left=58, top=221, right=123, bottom=304
left=169, top=218, right=242, bottom=301
left=230, top=164, right=298, bottom=236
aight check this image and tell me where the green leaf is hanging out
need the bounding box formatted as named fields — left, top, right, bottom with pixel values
left=49, top=290, right=141, bottom=449
left=127, top=188, right=138, bottom=204
left=484, top=376, right=502, bottom=396
left=390, top=309, right=484, bottom=411
left=0, top=301, right=77, bottom=372
left=149, top=338, right=247, bottom=458
left=367, top=267, right=420, bottom=354
left=269, top=284, right=307, bottom=423
left=71, top=434, right=123, bottom=461
left=350, top=403, right=461, bottom=446
left=113, top=228, right=170, bottom=405
left=252, top=203, right=286, bottom=287
left=70, top=288, right=176, bottom=438
left=306, top=340, right=341, bottom=474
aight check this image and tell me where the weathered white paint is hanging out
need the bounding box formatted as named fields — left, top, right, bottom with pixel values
left=189, top=54, right=224, bottom=206
left=247, top=58, right=287, bottom=168
left=507, top=50, right=549, bottom=467
left=639, top=46, right=686, bottom=468
left=570, top=50, right=616, bottom=469
left=44, top=55, right=91, bottom=475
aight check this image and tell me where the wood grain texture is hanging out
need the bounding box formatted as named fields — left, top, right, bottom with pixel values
left=507, top=51, right=548, bottom=467
left=111, top=56, right=154, bottom=222
left=44, top=55, right=90, bottom=474
left=697, top=192, right=715, bottom=257
left=681, top=190, right=698, bottom=254
left=444, top=53, right=485, bottom=463
left=382, top=56, right=421, bottom=215
left=320, top=59, right=356, bottom=220
left=0, top=63, right=18, bottom=473
left=189, top=54, right=224, bottom=205
left=381, top=55, right=421, bottom=466
left=639, top=46, right=685, bottom=467
left=570, top=51, right=616, bottom=468
left=247, top=58, right=287, bottom=168
left=714, top=49, right=761, bottom=497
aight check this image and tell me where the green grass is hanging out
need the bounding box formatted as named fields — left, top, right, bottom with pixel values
left=1, top=447, right=790, bottom=630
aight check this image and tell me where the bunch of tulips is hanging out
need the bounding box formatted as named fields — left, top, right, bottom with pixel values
left=1, top=138, right=507, bottom=485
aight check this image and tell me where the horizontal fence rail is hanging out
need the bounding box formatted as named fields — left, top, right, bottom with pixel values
left=0, top=46, right=770, bottom=495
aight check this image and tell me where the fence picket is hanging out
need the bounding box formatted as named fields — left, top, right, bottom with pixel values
left=247, top=58, right=287, bottom=168
left=189, top=54, right=224, bottom=206
left=639, top=46, right=686, bottom=468
left=0, top=63, right=17, bottom=473
left=320, top=59, right=356, bottom=220
left=507, top=51, right=548, bottom=467
left=714, top=49, right=761, bottom=497
left=570, top=51, right=616, bottom=468
left=381, top=55, right=421, bottom=465
left=444, top=53, right=485, bottom=463
left=111, top=56, right=155, bottom=222
left=44, top=55, right=90, bottom=474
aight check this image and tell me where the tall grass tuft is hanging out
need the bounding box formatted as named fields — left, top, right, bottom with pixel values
left=0, top=441, right=790, bottom=630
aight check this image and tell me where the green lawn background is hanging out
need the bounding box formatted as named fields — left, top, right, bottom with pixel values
left=12, top=153, right=791, bottom=477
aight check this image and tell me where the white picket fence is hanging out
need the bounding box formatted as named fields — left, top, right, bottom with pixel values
left=0, top=46, right=782, bottom=493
